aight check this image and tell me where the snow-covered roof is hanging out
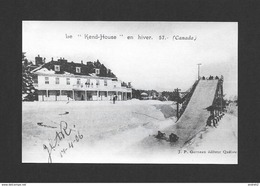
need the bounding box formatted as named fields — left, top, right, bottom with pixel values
left=141, top=92, right=148, bottom=96
left=31, top=60, right=117, bottom=78
left=64, top=71, right=72, bottom=75
left=89, top=73, right=97, bottom=77
left=30, top=64, right=45, bottom=73
left=34, top=68, right=55, bottom=74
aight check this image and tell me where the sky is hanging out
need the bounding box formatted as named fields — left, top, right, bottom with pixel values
left=23, top=21, right=237, bottom=97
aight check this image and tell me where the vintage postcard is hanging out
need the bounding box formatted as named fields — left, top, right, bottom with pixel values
left=22, top=21, right=238, bottom=163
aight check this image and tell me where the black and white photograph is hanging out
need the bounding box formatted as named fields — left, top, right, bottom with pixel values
left=22, top=21, right=238, bottom=164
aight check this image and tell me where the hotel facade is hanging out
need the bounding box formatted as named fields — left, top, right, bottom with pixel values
left=31, top=56, right=132, bottom=101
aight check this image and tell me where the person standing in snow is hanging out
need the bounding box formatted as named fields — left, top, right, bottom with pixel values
left=113, top=94, right=116, bottom=104
left=206, top=115, right=213, bottom=127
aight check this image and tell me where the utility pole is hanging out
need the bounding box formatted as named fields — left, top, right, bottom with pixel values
left=197, top=63, right=202, bottom=80
left=174, top=88, right=181, bottom=120
left=220, top=81, right=223, bottom=113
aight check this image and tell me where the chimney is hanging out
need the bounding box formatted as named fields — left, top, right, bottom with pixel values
left=128, top=82, right=131, bottom=87
left=87, top=62, right=93, bottom=66
left=81, top=60, right=83, bottom=64
left=51, top=57, right=53, bottom=61
left=35, top=55, right=43, bottom=66
left=58, top=57, right=67, bottom=63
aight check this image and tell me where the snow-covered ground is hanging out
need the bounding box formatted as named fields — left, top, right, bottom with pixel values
left=22, top=100, right=237, bottom=164
left=180, top=113, right=238, bottom=164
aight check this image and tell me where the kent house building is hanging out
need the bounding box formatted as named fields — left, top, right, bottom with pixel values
left=31, top=56, right=132, bottom=101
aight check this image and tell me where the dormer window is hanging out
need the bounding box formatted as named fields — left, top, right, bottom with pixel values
left=76, top=67, right=81, bottom=73
left=54, top=65, right=60, bottom=71
left=95, top=68, right=100, bottom=75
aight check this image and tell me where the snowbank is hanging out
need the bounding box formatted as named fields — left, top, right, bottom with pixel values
left=226, top=103, right=238, bottom=117
left=22, top=100, right=176, bottom=163
left=22, top=100, right=237, bottom=164
left=153, top=104, right=176, bottom=118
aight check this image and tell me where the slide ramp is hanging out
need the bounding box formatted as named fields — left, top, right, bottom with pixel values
left=163, top=79, right=219, bottom=146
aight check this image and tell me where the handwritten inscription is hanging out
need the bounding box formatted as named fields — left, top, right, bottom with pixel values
left=43, top=121, right=83, bottom=163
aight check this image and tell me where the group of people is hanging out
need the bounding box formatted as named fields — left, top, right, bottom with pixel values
left=206, top=112, right=225, bottom=128
left=155, top=131, right=179, bottom=142
left=201, top=75, right=219, bottom=80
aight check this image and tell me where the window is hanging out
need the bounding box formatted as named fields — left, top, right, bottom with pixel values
left=45, top=77, right=49, bottom=84
left=55, top=77, right=59, bottom=84
left=96, top=79, right=100, bottom=85
left=54, top=65, right=60, bottom=71
left=85, top=79, right=90, bottom=87
left=66, top=78, right=70, bottom=85
left=104, top=80, right=107, bottom=86
left=95, top=68, right=100, bottom=75
left=76, top=67, right=81, bottom=73
left=77, top=78, right=81, bottom=85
